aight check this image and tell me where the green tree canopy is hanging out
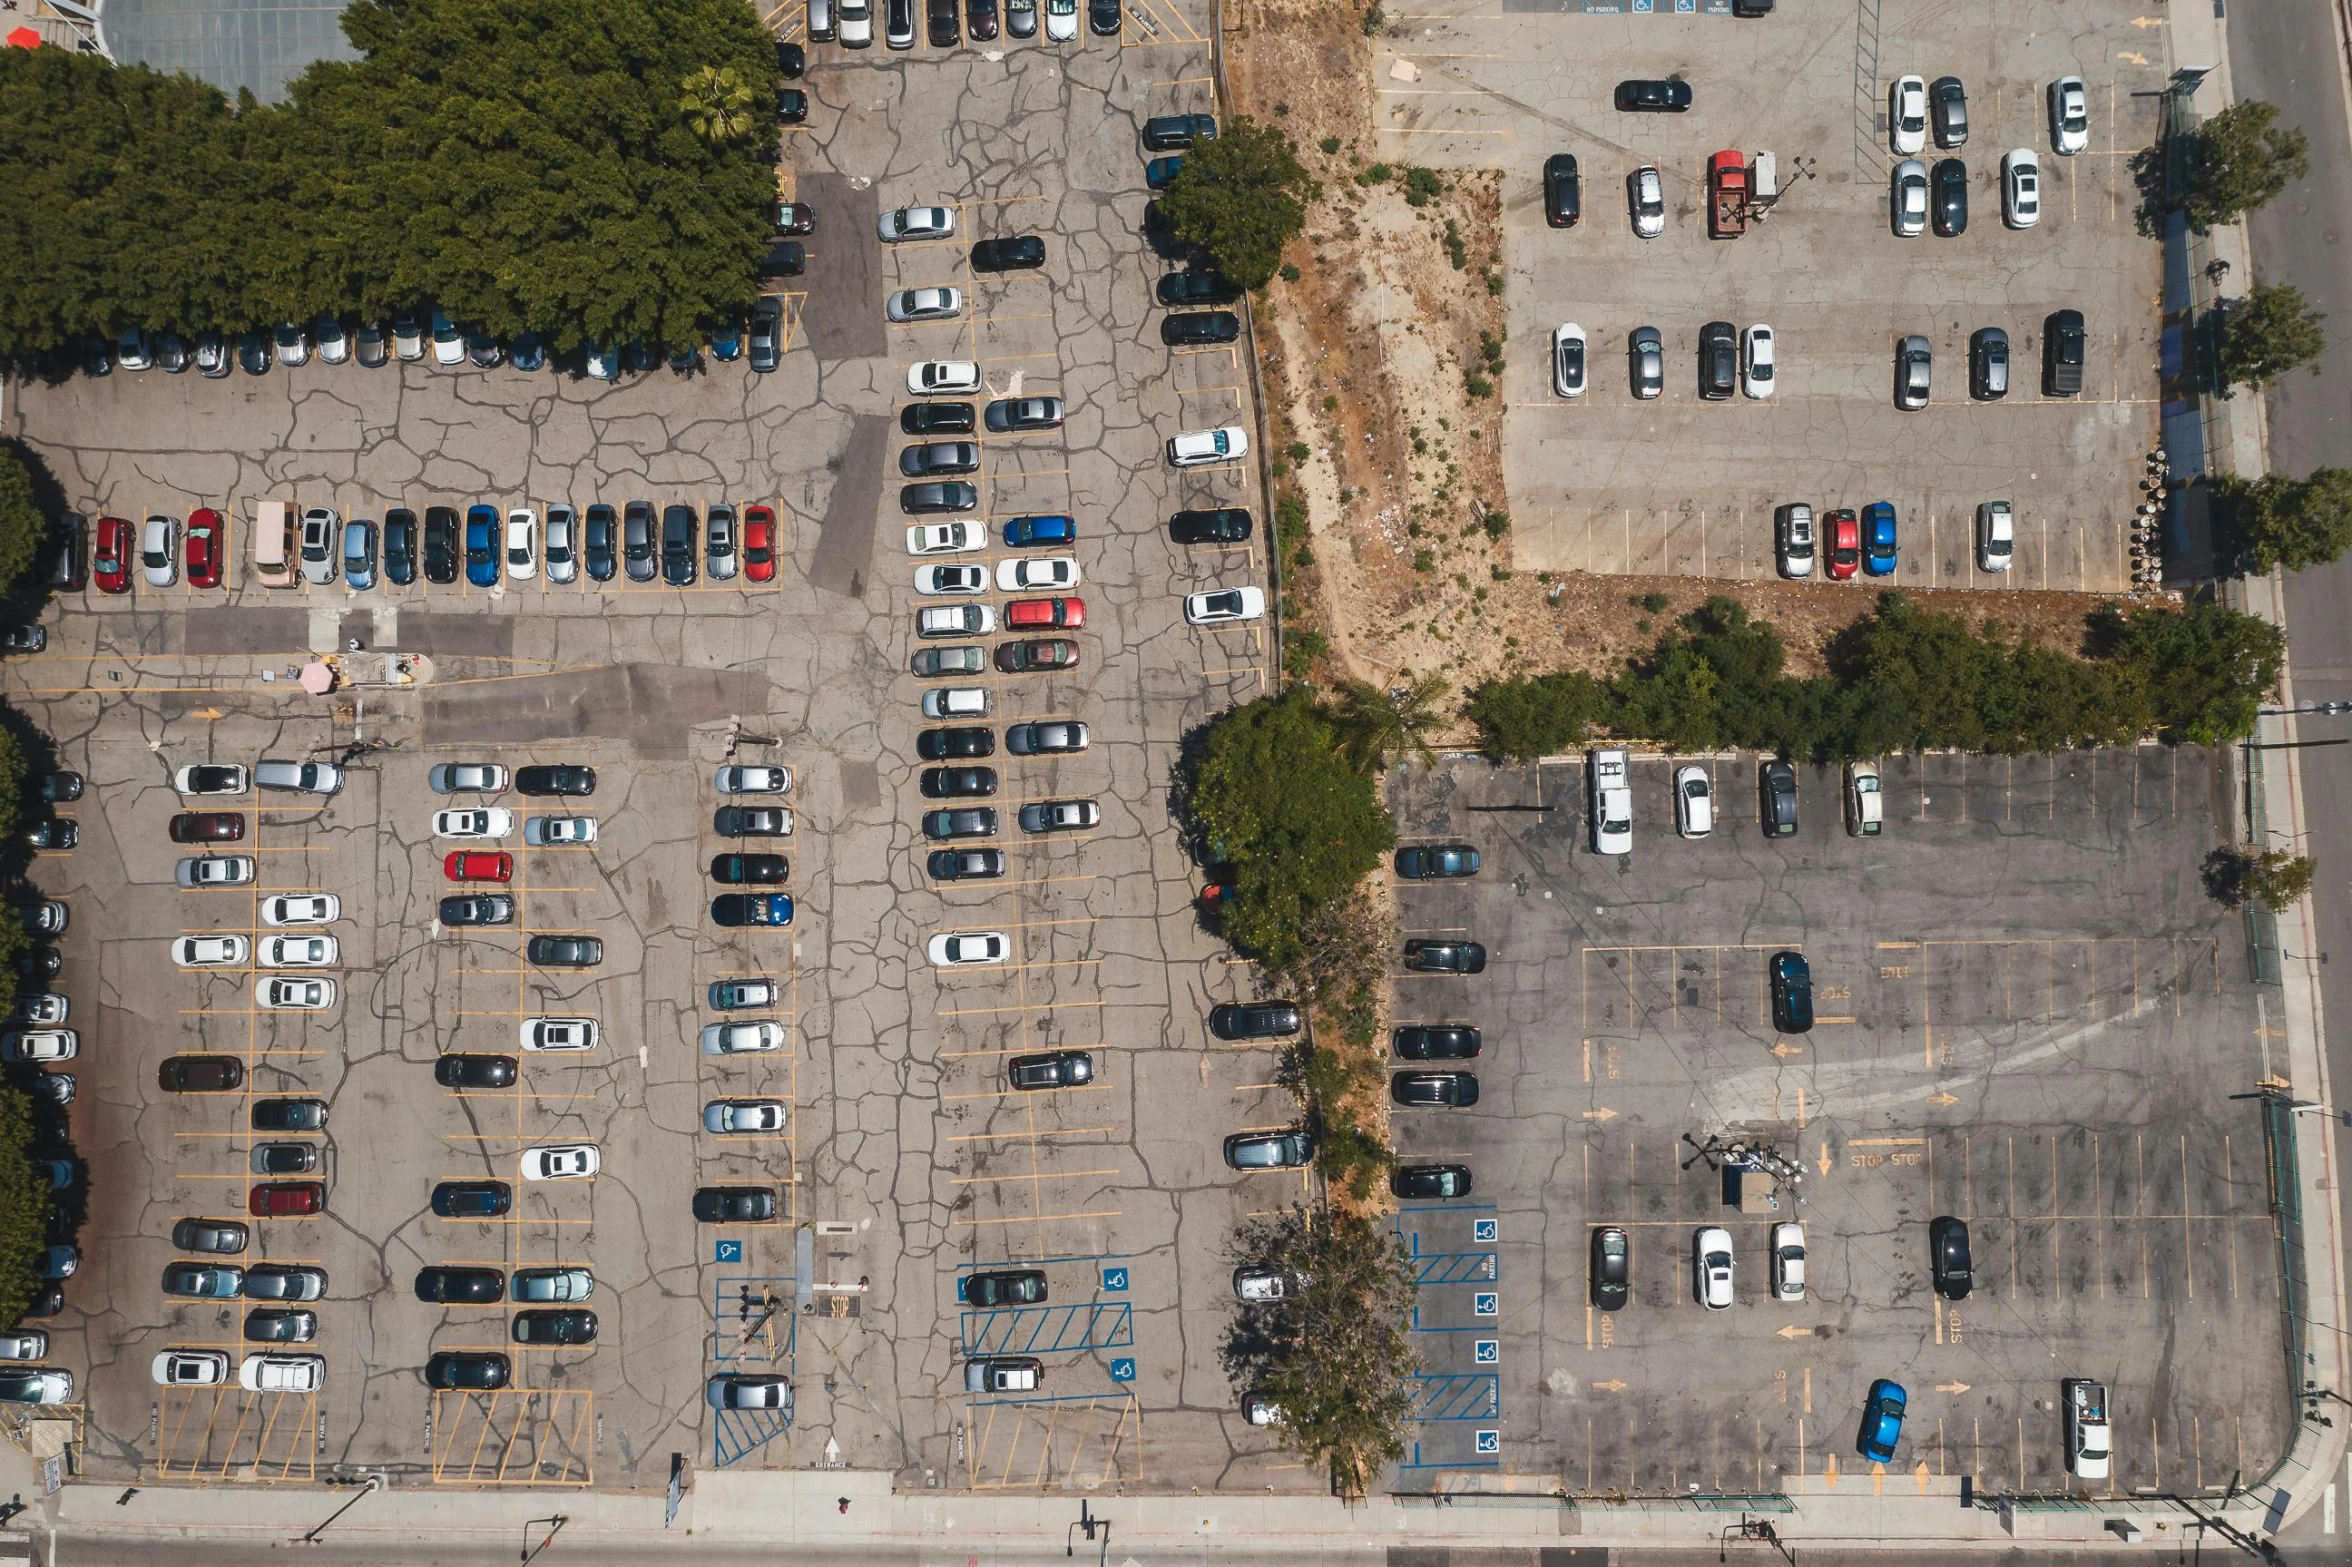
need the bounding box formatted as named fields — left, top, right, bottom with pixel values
left=1159, top=117, right=1314, bottom=290
left=2093, top=598, right=2283, bottom=747
left=0, top=443, right=49, bottom=598
left=0, top=1086, right=47, bottom=1329
left=2218, top=468, right=2352, bottom=573
left=2215, top=282, right=2327, bottom=394
left=2202, top=846, right=2315, bottom=912
left=1329, top=673, right=1449, bottom=773
left=2182, top=100, right=2309, bottom=230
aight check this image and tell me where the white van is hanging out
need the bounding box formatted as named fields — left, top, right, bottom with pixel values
left=252, top=501, right=295, bottom=588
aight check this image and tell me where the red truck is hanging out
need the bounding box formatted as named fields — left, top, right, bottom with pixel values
left=1708, top=150, right=1749, bottom=238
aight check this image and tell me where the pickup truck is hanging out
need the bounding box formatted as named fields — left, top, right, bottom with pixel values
left=2062, top=1378, right=2110, bottom=1480
left=1588, top=749, right=1632, bottom=855
left=1708, top=150, right=1749, bottom=239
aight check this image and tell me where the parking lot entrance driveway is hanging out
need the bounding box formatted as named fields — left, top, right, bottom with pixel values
left=1386, top=748, right=2287, bottom=1494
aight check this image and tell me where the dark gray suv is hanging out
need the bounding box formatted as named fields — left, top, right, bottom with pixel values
left=661, top=505, right=698, bottom=586
left=623, top=501, right=656, bottom=582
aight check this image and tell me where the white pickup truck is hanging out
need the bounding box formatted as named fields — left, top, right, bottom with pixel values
left=1588, top=749, right=1632, bottom=855
left=2063, top=1378, right=2110, bottom=1480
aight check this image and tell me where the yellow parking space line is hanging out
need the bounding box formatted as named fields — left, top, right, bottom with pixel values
left=943, top=1082, right=1110, bottom=1104
left=950, top=1167, right=1121, bottom=1185
left=940, top=1040, right=1108, bottom=1060
left=957, top=193, right=1049, bottom=209
left=937, top=998, right=1103, bottom=1017
left=954, top=1207, right=1123, bottom=1226
left=949, top=1125, right=1116, bottom=1142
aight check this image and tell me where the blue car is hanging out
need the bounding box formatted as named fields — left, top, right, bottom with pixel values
left=510, top=332, right=545, bottom=372
left=712, top=893, right=793, bottom=928
left=1145, top=156, right=1186, bottom=190
left=1858, top=1378, right=1906, bottom=1463
left=711, top=314, right=744, bottom=362
left=464, top=504, right=499, bottom=588
left=1861, top=502, right=1898, bottom=577
left=1002, top=514, right=1076, bottom=549
left=432, top=1180, right=511, bottom=1219
left=341, top=518, right=376, bottom=590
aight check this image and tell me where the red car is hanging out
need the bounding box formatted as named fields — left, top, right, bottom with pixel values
left=443, top=850, right=513, bottom=883
left=169, top=811, right=244, bottom=843
left=93, top=515, right=133, bottom=594
left=1825, top=509, right=1861, bottom=581
left=249, top=1182, right=324, bottom=1217
left=1004, top=596, right=1084, bottom=630
left=743, top=505, right=777, bottom=584
left=185, top=508, right=224, bottom=588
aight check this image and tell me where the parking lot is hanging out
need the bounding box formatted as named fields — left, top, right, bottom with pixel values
left=0, top=0, right=1315, bottom=1495
left=1376, top=0, right=2166, bottom=590
left=1385, top=747, right=2288, bottom=1493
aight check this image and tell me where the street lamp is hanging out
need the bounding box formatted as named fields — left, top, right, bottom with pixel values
left=2261, top=700, right=2352, bottom=718
left=298, top=1473, right=383, bottom=1544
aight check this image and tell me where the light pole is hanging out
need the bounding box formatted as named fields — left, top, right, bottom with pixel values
left=521, top=1513, right=569, bottom=1564
left=2261, top=700, right=2352, bottom=718
left=298, top=1473, right=382, bottom=1544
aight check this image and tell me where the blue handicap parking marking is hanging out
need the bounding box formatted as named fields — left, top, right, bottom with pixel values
left=715, top=1239, right=743, bottom=1264
left=1473, top=1219, right=1498, bottom=1244
left=1474, top=1339, right=1499, bottom=1364
left=1475, top=1429, right=1501, bottom=1454
left=1674, top=0, right=1694, bottom=11
left=955, top=1275, right=969, bottom=1303
left=1473, top=1292, right=1499, bottom=1317
left=1109, top=1357, right=1136, bottom=1383
left=1101, top=1265, right=1129, bottom=1293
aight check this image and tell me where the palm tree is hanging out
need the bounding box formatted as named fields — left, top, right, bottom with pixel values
left=680, top=66, right=755, bottom=145
left=1330, top=673, right=1451, bottom=773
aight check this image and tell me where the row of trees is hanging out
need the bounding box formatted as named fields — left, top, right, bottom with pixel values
left=1467, top=594, right=2284, bottom=762
left=0, top=0, right=782, bottom=359
left=1159, top=118, right=1314, bottom=290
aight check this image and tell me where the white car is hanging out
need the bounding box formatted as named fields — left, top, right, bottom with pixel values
left=177, top=855, right=255, bottom=889
left=995, top=556, right=1080, bottom=592
left=238, top=1353, right=324, bottom=1393
left=255, top=978, right=336, bottom=1011
left=522, top=1017, right=598, bottom=1052
left=174, top=935, right=251, bottom=968
left=2, top=1031, right=74, bottom=1064
left=1168, top=426, right=1248, bottom=468
left=2049, top=76, right=2089, bottom=155
left=392, top=316, right=425, bottom=360
left=1233, top=1268, right=1287, bottom=1302
left=258, top=935, right=338, bottom=969
left=520, top=1144, right=601, bottom=1181
left=1045, top=0, right=1077, bottom=39
left=314, top=318, right=349, bottom=365
left=175, top=764, right=249, bottom=796
left=1629, top=164, right=1665, bottom=238
left=430, top=311, right=465, bottom=366
left=929, top=931, right=1010, bottom=967
left=887, top=287, right=963, bottom=324
left=703, top=1099, right=788, bottom=1134
left=878, top=206, right=956, bottom=242
left=1695, top=1227, right=1734, bottom=1310
left=433, top=808, right=514, bottom=839
left=524, top=815, right=598, bottom=846
left=428, top=763, right=509, bottom=794
left=923, top=687, right=990, bottom=720
left=1892, top=159, right=1928, bottom=237
left=1672, top=764, right=1714, bottom=838
left=908, top=360, right=982, bottom=396
left=1770, top=1222, right=1806, bottom=1301
left=1741, top=324, right=1775, bottom=399
left=907, top=522, right=983, bottom=556
left=701, top=1021, right=786, bottom=1055
left=1184, top=587, right=1265, bottom=626
left=2001, top=148, right=2041, bottom=228
left=1977, top=499, right=2015, bottom=571
left=714, top=766, right=792, bottom=795
left=153, top=1349, right=231, bottom=1387
left=261, top=895, right=339, bottom=927
left=915, top=563, right=989, bottom=596
left=141, top=515, right=179, bottom=588
left=919, top=604, right=995, bottom=637
left=838, top=0, right=872, bottom=46
left=1552, top=323, right=1586, bottom=398
left=1889, top=75, right=1928, bottom=155
left=504, top=509, right=538, bottom=581
left=544, top=505, right=578, bottom=584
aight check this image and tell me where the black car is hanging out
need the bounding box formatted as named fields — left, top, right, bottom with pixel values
left=1699, top=320, right=1737, bottom=400
left=244, top=1308, right=318, bottom=1343
left=252, top=1097, right=327, bottom=1132
left=36, top=773, right=82, bottom=804
left=965, top=1268, right=1047, bottom=1306
left=922, top=807, right=998, bottom=841
left=759, top=239, right=805, bottom=278
left=422, top=505, right=459, bottom=584
left=1929, top=74, right=1968, bottom=147
left=1590, top=1226, right=1630, bottom=1310
left=2044, top=308, right=2086, bottom=397
left=1143, top=112, right=1217, bottom=151
left=583, top=503, right=617, bottom=581
left=48, top=512, right=87, bottom=592
left=1208, top=1002, right=1301, bottom=1040
left=711, top=893, right=793, bottom=928
left=431, top=1180, right=512, bottom=1218
left=929, top=848, right=1007, bottom=881
left=513, top=1309, right=598, bottom=1347
left=415, top=1266, right=504, bottom=1304
left=252, top=1143, right=320, bottom=1175
left=714, top=806, right=790, bottom=838
left=693, top=1186, right=778, bottom=1223
left=1931, top=157, right=1967, bottom=236
left=917, top=726, right=994, bottom=760
left=1614, top=77, right=1693, bottom=112
left=15, top=948, right=60, bottom=982
left=516, top=765, right=596, bottom=797
left=1089, top=0, right=1119, bottom=32
left=158, top=1054, right=243, bottom=1092
left=439, top=894, right=514, bottom=927
left=623, top=500, right=657, bottom=580
left=1392, top=1071, right=1479, bottom=1107
left=424, top=1351, right=511, bottom=1390
left=920, top=766, right=997, bottom=797
left=1393, top=1024, right=1481, bottom=1060
left=1396, top=843, right=1479, bottom=879
left=1969, top=327, right=2009, bottom=400
left=384, top=508, right=418, bottom=585
left=1760, top=759, right=1798, bottom=836
left=777, top=39, right=805, bottom=76
left=435, top=1053, right=518, bottom=1089
left=1929, top=1215, right=1973, bottom=1299
left=927, top=0, right=958, bottom=43
left=1769, top=950, right=1813, bottom=1034
left=1156, top=270, right=1238, bottom=307
left=901, top=441, right=980, bottom=478
left=967, top=0, right=998, bottom=39
left=1170, top=507, right=1252, bottom=545
left=1393, top=1163, right=1474, bottom=1200
left=1403, top=940, right=1486, bottom=975
left=1009, top=1050, right=1095, bottom=1089
left=531, top=934, right=605, bottom=969
left=972, top=235, right=1046, bottom=271
left=1162, top=311, right=1241, bottom=347
left=902, top=482, right=980, bottom=515
left=661, top=504, right=698, bottom=586
left=903, top=402, right=977, bottom=436
left=776, top=89, right=808, bottom=125
left=1543, top=153, right=1580, bottom=227
left=710, top=853, right=789, bottom=884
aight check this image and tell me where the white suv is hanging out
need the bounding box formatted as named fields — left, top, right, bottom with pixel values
left=1167, top=426, right=1249, bottom=468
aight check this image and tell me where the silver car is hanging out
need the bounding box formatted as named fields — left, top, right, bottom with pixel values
left=887, top=287, right=964, bottom=323
left=544, top=505, right=579, bottom=584
left=706, top=504, right=738, bottom=580
left=1895, top=335, right=1932, bottom=410
left=298, top=506, right=339, bottom=585
left=1891, top=159, right=1928, bottom=237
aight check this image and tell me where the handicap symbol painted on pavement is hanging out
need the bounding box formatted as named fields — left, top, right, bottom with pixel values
left=1674, top=0, right=1694, bottom=11
left=1473, top=1292, right=1499, bottom=1317
left=1475, top=1429, right=1501, bottom=1454
left=1473, top=1219, right=1498, bottom=1244
left=715, top=1240, right=743, bottom=1264
left=1633, top=0, right=1653, bottom=11
left=1102, top=1265, right=1130, bottom=1293
left=1474, top=1339, right=1500, bottom=1364
left=1109, top=1357, right=1136, bottom=1383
